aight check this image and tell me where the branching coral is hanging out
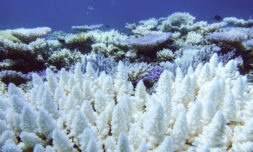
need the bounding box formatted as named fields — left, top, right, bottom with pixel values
left=157, top=48, right=175, bottom=61
left=223, top=17, right=253, bottom=27
left=0, top=54, right=252, bottom=151
left=72, top=52, right=118, bottom=75
left=0, top=28, right=84, bottom=86
left=47, top=48, right=84, bottom=70
left=186, top=31, right=203, bottom=44
left=62, top=33, right=94, bottom=53
left=158, top=12, right=196, bottom=32
left=0, top=28, right=52, bottom=73
left=0, top=37, right=48, bottom=73
left=125, top=18, right=162, bottom=36
left=127, top=62, right=152, bottom=86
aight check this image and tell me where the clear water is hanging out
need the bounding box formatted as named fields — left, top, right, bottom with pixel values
left=0, top=0, right=252, bottom=31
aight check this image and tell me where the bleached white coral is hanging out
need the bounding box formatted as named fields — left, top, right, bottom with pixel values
left=156, top=48, right=174, bottom=61
left=29, top=38, right=47, bottom=51
left=52, top=129, right=74, bottom=152
left=223, top=17, right=253, bottom=27
left=0, top=53, right=252, bottom=152
left=159, top=12, right=196, bottom=31
left=48, top=48, right=84, bottom=69
left=143, top=101, right=165, bottom=148
left=10, top=27, right=52, bottom=43
left=203, top=22, right=228, bottom=33
left=186, top=31, right=203, bottom=44
left=72, top=24, right=104, bottom=32
left=86, top=29, right=128, bottom=44
left=65, top=33, right=91, bottom=44
left=171, top=110, right=188, bottom=151
left=198, top=111, right=227, bottom=148
left=128, top=18, right=163, bottom=35
left=0, top=38, right=31, bottom=52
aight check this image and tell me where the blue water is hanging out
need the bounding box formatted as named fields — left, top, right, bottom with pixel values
left=0, top=0, right=252, bottom=31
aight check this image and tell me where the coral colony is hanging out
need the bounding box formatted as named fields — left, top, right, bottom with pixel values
left=0, top=12, right=253, bottom=152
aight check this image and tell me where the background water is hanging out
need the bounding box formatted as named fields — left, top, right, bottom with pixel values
left=0, top=0, right=252, bottom=32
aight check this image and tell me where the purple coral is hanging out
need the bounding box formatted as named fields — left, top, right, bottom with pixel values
left=140, top=66, right=165, bottom=88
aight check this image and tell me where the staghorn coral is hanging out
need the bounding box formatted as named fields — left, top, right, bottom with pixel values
left=85, top=29, right=129, bottom=59
left=0, top=54, right=252, bottom=151
left=125, top=18, right=162, bottom=36
left=0, top=37, right=48, bottom=73
left=71, top=51, right=118, bottom=75
left=91, top=43, right=125, bottom=60
left=0, top=28, right=84, bottom=86
left=203, top=22, right=228, bottom=33
left=62, top=33, right=94, bottom=53
left=47, top=48, right=84, bottom=70
left=158, top=12, right=196, bottom=32
left=160, top=45, right=222, bottom=75
left=156, top=48, right=175, bottom=61
left=185, top=31, right=203, bottom=44
left=127, top=62, right=152, bottom=87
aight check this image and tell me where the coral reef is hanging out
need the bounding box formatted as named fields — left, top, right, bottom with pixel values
left=1, top=11, right=253, bottom=86
left=0, top=37, right=49, bottom=73
left=0, top=27, right=85, bottom=86
left=0, top=54, right=253, bottom=152
left=1, top=11, right=253, bottom=151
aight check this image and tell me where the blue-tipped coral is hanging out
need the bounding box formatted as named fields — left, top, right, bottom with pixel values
left=70, top=52, right=118, bottom=75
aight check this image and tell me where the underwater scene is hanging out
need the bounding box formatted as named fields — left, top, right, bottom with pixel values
left=0, top=0, right=253, bottom=151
